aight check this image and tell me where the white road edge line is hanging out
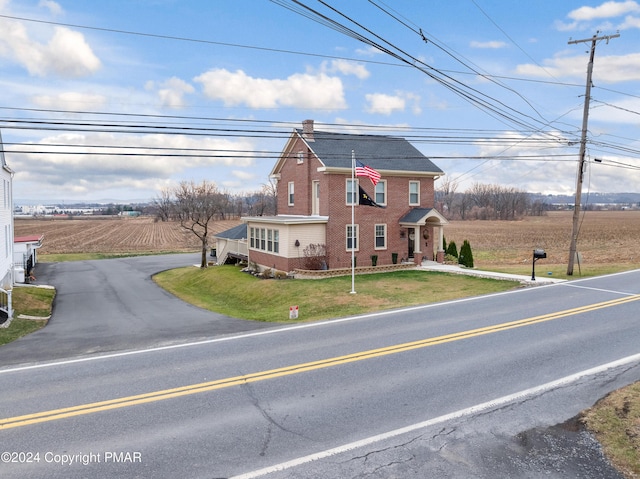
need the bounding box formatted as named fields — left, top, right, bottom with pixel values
left=1, top=269, right=637, bottom=375
left=229, top=352, right=640, bottom=479
left=559, top=283, right=637, bottom=296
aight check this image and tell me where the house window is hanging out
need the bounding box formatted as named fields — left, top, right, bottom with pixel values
left=346, top=224, right=359, bottom=251
left=375, top=224, right=387, bottom=249
left=250, top=227, right=280, bottom=254
left=297, top=151, right=304, bottom=164
left=409, top=181, right=420, bottom=205
left=288, top=182, right=294, bottom=206
left=375, top=180, right=386, bottom=205
left=346, top=179, right=358, bottom=205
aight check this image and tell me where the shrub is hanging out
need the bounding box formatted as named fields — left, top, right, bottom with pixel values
left=260, top=268, right=273, bottom=278
left=371, top=255, right=378, bottom=266
left=458, top=240, right=474, bottom=268
left=302, top=243, right=329, bottom=270
left=446, top=240, right=458, bottom=258
left=443, top=254, right=457, bottom=263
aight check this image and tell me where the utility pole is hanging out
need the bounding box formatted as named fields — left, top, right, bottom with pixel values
left=566, top=32, right=619, bottom=276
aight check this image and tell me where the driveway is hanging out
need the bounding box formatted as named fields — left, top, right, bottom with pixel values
left=0, top=254, right=274, bottom=367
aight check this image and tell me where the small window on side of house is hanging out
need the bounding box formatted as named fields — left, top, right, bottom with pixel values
left=288, top=182, right=295, bottom=206
left=409, top=181, right=420, bottom=205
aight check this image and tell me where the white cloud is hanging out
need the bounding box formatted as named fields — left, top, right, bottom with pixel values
left=32, top=91, right=107, bottom=110
left=38, top=0, right=62, bottom=16
left=194, top=68, right=346, bottom=110
left=618, top=14, right=640, bottom=28
left=11, top=133, right=256, bottom=197
left=470, top=40, right=507, bottom=49
left=515, top=52, right=640, bottom=82
left=364, top=91, right=421, bottom=115
left=558, top=1, right=640, bottom=30
left=365, top=93, right=405, bottom=115
left=568, top=1, right=640, bottom=21
left=355, top=46, right=383, bottom=57
left=0, top=17, right=101, bottom=77
left=590, top=97, right=640, bottom=124
left=323, top=59, right=370, bottom=79
left=155, top=77, right=195, bottom=108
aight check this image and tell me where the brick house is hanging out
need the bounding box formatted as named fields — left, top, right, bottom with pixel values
left=241, top=120, right=447, bottom=273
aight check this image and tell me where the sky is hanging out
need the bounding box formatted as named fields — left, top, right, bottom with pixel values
left=1, top=0, right=640, bottom=203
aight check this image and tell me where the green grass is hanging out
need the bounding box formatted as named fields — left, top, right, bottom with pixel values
left=478, top=262, right=640, bottom=281
left=153, top=265, right=518, bottom=322
left=0, top=286, right=56, bottom=345
left=582, top=382, right=640, bottom=477
left=39, top=251, right=187, bottom=262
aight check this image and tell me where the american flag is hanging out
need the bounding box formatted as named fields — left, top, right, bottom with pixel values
left=355, top=160, right=381, bottom=186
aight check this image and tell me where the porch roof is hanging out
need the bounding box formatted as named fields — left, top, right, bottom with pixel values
left=399, top=208, right=448, bottom=226
left=242, top=215, right=328, bottom=225
left=214, top=223, right=247, bottom=240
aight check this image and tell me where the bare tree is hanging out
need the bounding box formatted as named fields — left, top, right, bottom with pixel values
left=436, top=178, right=458, bottom=219
left=152, top=187, right=174, bottom=222
left=173, top=180, right=223, bottom=268
left=263, top=179, right=278, bottom=216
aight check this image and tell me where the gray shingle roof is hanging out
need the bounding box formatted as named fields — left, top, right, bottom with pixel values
left=400, top=208, right=434, bottom=223
left=215, top=223, right=247, bottom=240
left=298, top=129, right=443, bottom=174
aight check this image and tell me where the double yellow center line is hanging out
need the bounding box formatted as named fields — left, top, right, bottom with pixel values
left=2, top=293, right=639, bottom=430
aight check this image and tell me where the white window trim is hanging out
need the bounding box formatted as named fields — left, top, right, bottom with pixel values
left=409, top=180, right=420, bottom=206
left=346, top=178, right=358, bottom=206
left=375, top=180, right=387, bottom=206
left=288, top=181, right=295, bottom=206
left=297, top=150, right=304, bottom=164
left=374, top=224, right=387, bottom=250
left=346, top=224, right=359, bottom=251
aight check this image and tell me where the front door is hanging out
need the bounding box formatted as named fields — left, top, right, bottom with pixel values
left=408, top=227, right=415, bottom=259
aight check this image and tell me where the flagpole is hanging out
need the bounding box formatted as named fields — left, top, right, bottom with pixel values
left=350, top=150, right=356, bottom=294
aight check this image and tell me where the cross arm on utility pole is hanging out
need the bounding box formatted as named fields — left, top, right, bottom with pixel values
left=566, top=32, right=619, bottom=276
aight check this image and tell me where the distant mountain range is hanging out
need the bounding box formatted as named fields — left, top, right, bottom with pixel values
left=530, top=192, right=640, bottom=205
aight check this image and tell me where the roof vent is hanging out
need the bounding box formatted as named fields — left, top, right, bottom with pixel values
left=302, top=119, right=314, bottom=142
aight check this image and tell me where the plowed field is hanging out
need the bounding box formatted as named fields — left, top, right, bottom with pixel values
left=444, top=210, right=640, bottom=267
left=15, top=216, right=241, bottom=254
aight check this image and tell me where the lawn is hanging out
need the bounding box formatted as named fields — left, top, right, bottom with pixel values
left=153, top=265, right=518, bottom=322
left=0, top=286, right=55, bottom=346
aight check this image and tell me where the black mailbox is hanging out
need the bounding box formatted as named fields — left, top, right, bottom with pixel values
left=533, top=249, right=547, bottom=259
left=531, top=249, right=546, bottom=280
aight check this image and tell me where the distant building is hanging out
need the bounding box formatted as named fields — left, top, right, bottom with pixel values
left=14, top=234, right=43, bottom=283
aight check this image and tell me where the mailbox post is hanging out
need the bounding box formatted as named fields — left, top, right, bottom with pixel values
left=531, top=249, right=547, bottom=281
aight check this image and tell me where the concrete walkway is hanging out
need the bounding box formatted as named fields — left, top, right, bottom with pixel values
left=418, top=261, right=566, bottom=285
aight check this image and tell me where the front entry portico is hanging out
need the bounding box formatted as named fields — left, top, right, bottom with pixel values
left=399, top=208, right=449, bottom=263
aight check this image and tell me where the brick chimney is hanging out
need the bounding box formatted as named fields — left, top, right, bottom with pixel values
left=302, top=119, right=314, bottom=142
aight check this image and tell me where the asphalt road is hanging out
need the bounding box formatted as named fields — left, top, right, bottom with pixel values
left=0, top=254, right=273, bottom=367
left=1, top=265, right=639, bottom=478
